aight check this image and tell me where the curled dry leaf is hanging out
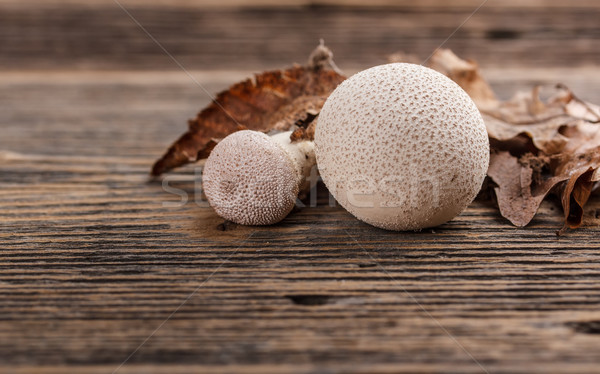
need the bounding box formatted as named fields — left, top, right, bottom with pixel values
left=289, top=112, right=319, bottom=142
left=426, top=48, right=600, bottom=231
left=151, top=41, right=346, bottom=176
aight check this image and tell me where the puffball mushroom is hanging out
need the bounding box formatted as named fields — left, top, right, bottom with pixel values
left=315, top=63, right=489, bottom=230
left=202, top=130, right=315, bottom=225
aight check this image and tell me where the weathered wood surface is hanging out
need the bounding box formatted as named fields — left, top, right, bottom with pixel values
left=2, top=2, right=600, bottom=374
left=2, top=0, right=600, bottom=71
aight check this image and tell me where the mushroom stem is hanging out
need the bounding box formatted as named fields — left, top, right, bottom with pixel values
left=202, top=130, right=316, bottom=225
left=270, top=131, right=316, bottom=198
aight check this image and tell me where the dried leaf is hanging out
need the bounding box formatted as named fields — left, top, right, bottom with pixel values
left=289, top=112, right=319, bottom=142
left=483, top=87, right=600, bottom=155
left=488, top=152, right=545, bottom=226
left=488, top=152, right=566, bottom=227
left=555, top=151, right=600, bottom=231
left=151, top=41, right=345, bottom=176
left=428, top=48, right=600, bottom=230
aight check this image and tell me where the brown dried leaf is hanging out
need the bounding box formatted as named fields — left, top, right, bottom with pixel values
left=289, top=112, right=319, bottom=142
left=151, top=41, right=345, bottom=176
left=483, top=87, right=600, bottom=155
left=488, top=152, right=566, bottom=227
left=554, top=151, right=600, bottom=231
left=428, top=48, right=600, bottom=230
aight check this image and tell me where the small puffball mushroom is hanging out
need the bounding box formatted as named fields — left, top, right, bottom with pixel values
left=202, top=130, right=315, bottom=225
left=315, top=63, right=489, bottom=231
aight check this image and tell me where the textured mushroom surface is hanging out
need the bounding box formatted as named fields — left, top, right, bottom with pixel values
left=315, top=63, right=489, bottom=230
left=202, top=130, right=299, bottom=225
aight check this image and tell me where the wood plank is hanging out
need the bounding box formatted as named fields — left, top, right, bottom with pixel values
left=2, top=69, right=600, bottom=373
left=1, top=3, right=599, bottom=71
left=3, top=0, right=600, bottom=9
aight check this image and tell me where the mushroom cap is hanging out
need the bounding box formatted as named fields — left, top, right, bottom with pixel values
left=315, top=63, right=489, bottom=230
left=202, top=130, right=299, bottom=225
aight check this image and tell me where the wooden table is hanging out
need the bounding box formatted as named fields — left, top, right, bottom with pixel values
left=2, top=1, right=600, bottom=373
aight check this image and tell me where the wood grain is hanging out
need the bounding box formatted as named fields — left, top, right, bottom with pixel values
left=2, top=1, right=600, bottom=373
left=1, top=1, right=600, bottom=71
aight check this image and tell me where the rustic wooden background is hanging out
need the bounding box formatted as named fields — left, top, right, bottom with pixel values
left=2, top=1, right=600, bottom=373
